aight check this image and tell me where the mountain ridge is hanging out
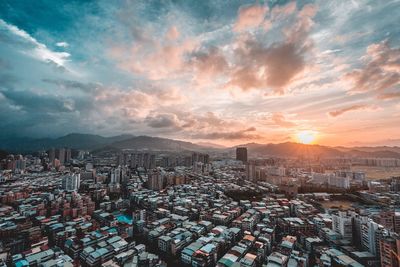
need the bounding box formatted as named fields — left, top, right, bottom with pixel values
left=1, top=134, right=400, bottom=158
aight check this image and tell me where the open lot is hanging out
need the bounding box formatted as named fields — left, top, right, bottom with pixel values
left=351, top=166, right=400, bottom=180
left=320, top=200, right=353, bottom=210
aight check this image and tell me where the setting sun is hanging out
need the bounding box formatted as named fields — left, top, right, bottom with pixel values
left=296, top=130, right=318, bottom=144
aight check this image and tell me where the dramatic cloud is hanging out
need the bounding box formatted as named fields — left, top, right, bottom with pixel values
left=345, top=40, right=400, bottom=94
left=166, top=26, right=180, bottom=41
left=109, top=21, right=198, bottom=80
left=1, top=89, right=74, bottom=113
left=146, top=113, right=181, bottom=129
left=190, top=46, right=229, bottom=82
left=271, top=113, right=296, bottom=127
left=234, top=4, right=268, bottom=31
left=328, top=104, right=371, bottom=117
left=0, top=19, right=70, bottom=67
left=377, top=91, right=400, bottom=100
left=226, top=3, right=317, bottom=94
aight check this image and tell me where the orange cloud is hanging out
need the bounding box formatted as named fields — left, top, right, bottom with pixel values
left=271, top=112, right=296, bottom=127
left=344, top=40, right=400, bottom=94
left=226, top=37, right=308, bottom=93
left=166, top=26, right=180, bottom=41
left=190, top=46, right=229, bottom=82
left=234, top=4, right=268, bottom=32
left=328, top=104, right=372, bottom=117
left=226, top=3, right=317, bottom=93
left=110, top=26, right=198, bottom=80
left=376, top=91, right=400, bottom=100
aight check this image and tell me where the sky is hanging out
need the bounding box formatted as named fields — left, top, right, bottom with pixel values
left=0, top=0, right=399, bottom=147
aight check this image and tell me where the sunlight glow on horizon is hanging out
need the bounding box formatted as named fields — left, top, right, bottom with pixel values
left=296, top=130, right=319, bottom=144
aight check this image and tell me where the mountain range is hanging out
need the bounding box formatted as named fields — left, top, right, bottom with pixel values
left=0, top=133, right=134, bottom=153
left=236, top=142, right=400, bottom=159
left=0, top=133, right=399, bottom=159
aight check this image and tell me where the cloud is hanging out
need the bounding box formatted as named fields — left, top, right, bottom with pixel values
left=234, top=4, right=268, bottom=32
left=144, top=111, right=231, bottom=132
left=190, top=46, right=229, bottom=82
left=271, top=112, right=296, bottom=127
left=0, top=19, right=70, bottom=67
left=225, top=3, right=317, bottom=94
left=115, top=38, right=197, bottom=80
left=152, top=87, right=185, bottom=103
left=42, top=79, right=100, bottom=92
left=377, top=91, right=400, bottom=100
left=0, top=88, right=78, bottom=114
left=0, top=59, right=12, bottom=70
left=0, top=73, right=18, bottom=89
left=166, top=26, right=180, bottom=41
left=195, top=112, right=231, bottom=129
left=344, top=40, right=400, bottom=93
left=109, top=17, right=198, bottom=80
left=90, top=83, right=188, bottom=128
left=226, top=38, right=308, bottom=93
left=141, top=110, right=260, bottom=142
left=191, top=127, right=259, bottom=140
left=56, top=42, right=69, bottom=48
left=328, top=104, right=372, bottom=117
left=146, top=113, right=181, bottom=129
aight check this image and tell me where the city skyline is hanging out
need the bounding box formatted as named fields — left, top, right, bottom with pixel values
left=1, top=0, right=400, bottom=147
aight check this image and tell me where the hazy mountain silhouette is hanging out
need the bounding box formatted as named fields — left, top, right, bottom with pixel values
left=1, top=134, right=400, bottom=158
left=108, top=136, right=208, bottom=152
left=0, top=133, right=134, bottom=153
left=233, top=142, right=400, bottom=159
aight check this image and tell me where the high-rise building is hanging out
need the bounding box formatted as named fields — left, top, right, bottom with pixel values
left=110, top=167, right=121, bottom=184
left=49, top=148, right=55, bottom=164
left=117, top=153, right=124, bottom=166
left=57, top=148, right=66, bottom=165
left=161, top=156, right=170, bottom=167
left=121, top=167, right=129, bottom=184
left=14, top=155, right=26, bottom=172
left=246, top=160, right=256, bottom=182
left=130, top=154, right=137, bottom=168
left=149, top=154, right=156, bottom=169
left=191, top=152, right=210, bottom=166
left=62, top=173, right=81, bottom=191
left=380, top=236, right=400, bottom=267
left=332, top=211, right=353, bottom=241
left=65, top=148, right=71, bottom=163
left=377, top=211, right=400, bottom=234
left=360, top=218, right=382, bottom=256
left=147, top=168, right=166, bottom=191
left=137, top=153, right=143, bottom=167
left=143, top=153, right=149, bottom=169
left=236, top=147, right=247, bottom=163
left=53, top=159, right=61, bottom=168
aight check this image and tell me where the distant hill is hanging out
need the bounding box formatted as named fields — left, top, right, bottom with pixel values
left=232, top=142, right=400, bottom=159
left=1, top=133, right=400, bottom=159
left=233, top=142, right=345, bottom=158
left=196, top=142, right=227, bottom=149
left=0, top=133, right=134, bottom=153
left=335, top=146, right=400, bottom=154
left=108, top=136, right=208, bottom=152
left=0, top=134, right=210, bottom=154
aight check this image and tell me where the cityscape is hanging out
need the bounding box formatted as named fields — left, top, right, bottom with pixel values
left=1, top=1, right=400, bottom=267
